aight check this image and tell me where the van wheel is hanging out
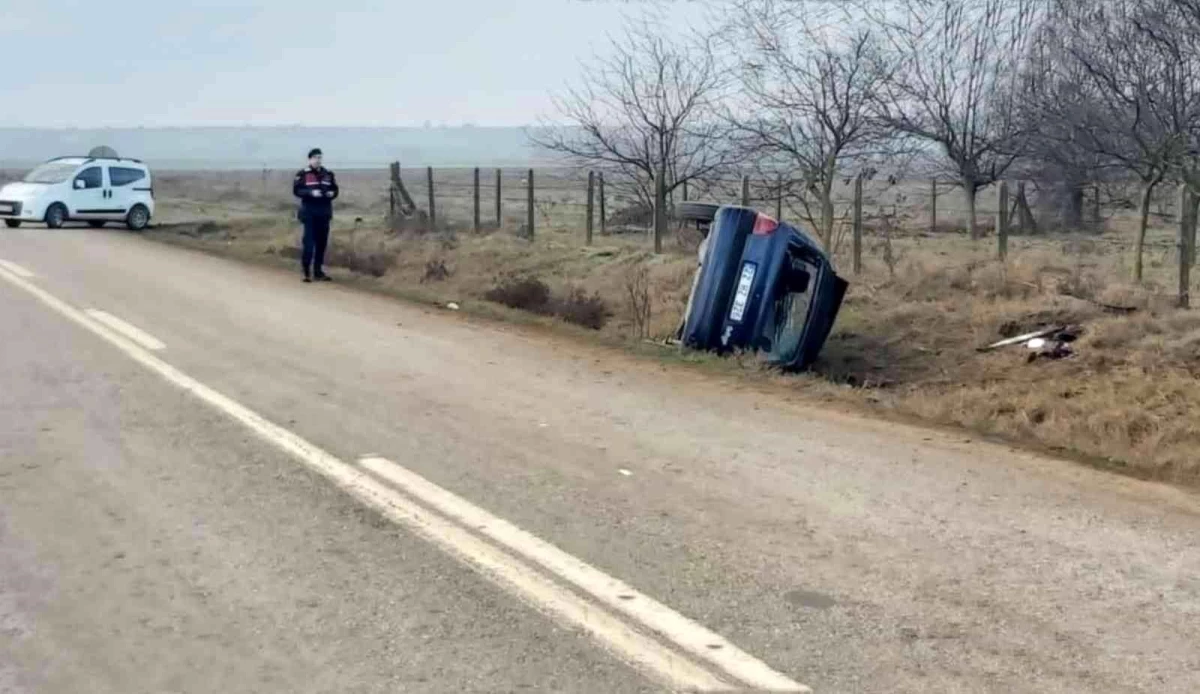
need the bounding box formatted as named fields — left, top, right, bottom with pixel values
left=88, top=221, right=106, bottom=228
left=126, top=205, right=150, bottom=231
left=45, top=204, right=67, bottom=229
left=3, top=220, right=20, bottom=228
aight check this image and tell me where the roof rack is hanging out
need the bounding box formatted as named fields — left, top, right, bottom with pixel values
left=49, top=155, right=145, bottom=165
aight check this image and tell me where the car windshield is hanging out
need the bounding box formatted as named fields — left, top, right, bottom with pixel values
left=23, top=162, right=79, bottom=184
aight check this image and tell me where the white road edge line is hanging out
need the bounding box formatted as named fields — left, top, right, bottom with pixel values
left=360, top=456, right=811, bottom=694
left=0, top=259, right=35, bottom=279
left=0, top=264, right=739, bottom=694
left=85, top=309, right=166, bottom=351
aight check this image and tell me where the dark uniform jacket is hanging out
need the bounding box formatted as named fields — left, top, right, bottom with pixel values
left=293, top=167, right=340, bottom=219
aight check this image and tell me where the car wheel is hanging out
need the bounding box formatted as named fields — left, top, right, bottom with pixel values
left=677, top=201, right=721, bottom=224
left=126, top=205, right=150, bottom=231
left=87, top=220, right=106, bottom=228
left=3, top=219, right=20, bottom=229
left=45, top=203, right=67, bottom=229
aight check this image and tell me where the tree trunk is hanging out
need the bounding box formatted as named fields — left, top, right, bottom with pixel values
left=1065, top=185, right=1084, bottom=230
left=653, top=161, right=667, bottom=255
left=1135, top=180, right=1155, bottom=283
left=820, top=179, right=835, bottom=249
left=965, top=179, right=979, bottom=240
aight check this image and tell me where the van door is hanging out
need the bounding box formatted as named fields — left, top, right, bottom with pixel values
left=108, top=165, right=148, bottom=219
left=69, top=166, right=108, bottom=220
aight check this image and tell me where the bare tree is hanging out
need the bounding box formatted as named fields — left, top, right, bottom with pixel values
left=533, top=19, right=735, bottom=253
left=1033, top=0, right=1200, bottom=279
left=867, top=0, right=1042, bottom=239
left=722, top=0, right=894, bottom=248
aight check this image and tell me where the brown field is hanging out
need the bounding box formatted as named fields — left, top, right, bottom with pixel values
left=5, top=166, right=1197, bottom=484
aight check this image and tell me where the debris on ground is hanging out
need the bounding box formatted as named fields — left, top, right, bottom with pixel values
left=446, top=302, right=461, bottom=311
left=978, top=327, right=1065, bottom=352
left=979, top=325, right=1081, bottom=361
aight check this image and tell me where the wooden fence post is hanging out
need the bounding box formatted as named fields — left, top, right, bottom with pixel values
left=586, top=171, right=595, bottom=246
left=997, top=181, right=1010, bottom=260
left=598, top=173, right=607, bottom=235
left=426, top=166, right=436, bottom=231
left=473, top=167, right=480, bottom=233
left=388, top=162, right=400, bottom=217
left=495, top=169, right=502, bottom=228
left=526, top=168, right=535, bottom=239
left=1016, top=181, right=1027, bottom=235
left=1180, top=184, right=1193, bottom=308
left=741, top=175, right=750, bottom=207
left=852, top=175, right=864, bottom=274
left=930, top=178, right=937, bottom=234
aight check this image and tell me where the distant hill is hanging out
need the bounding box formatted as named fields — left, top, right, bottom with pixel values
left=0, top=126, right=556, bottom=170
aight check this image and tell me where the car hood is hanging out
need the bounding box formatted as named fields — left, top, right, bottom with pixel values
left=0, top=182, right=51, bottom=199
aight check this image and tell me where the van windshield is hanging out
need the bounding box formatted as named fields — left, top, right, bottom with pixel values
left=23, top=162, right=79, bottom=184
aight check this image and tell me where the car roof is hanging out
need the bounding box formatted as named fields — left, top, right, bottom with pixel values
left=48, top=156, right=147, bottom=168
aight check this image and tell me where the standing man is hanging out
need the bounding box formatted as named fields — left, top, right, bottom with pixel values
left=293, top=148, right=340, bottom=282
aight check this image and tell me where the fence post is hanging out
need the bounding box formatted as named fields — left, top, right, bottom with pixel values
left=775, top=174, right=784, bottom=220
left=586, top=171, right=595, bottom=246
left=852, top=175, right=864, bottom=274
left=1093, top=183, right=1102, bottom=230
left=1016, top=181, right=1027, bottom=235
left=473, top=167, right=481, bottom=233
left=388, top=162, right=400, bottom=217
left=1180, top=184, right=1193, bottom=308
left=526, top=168, right=535, bottom=239
left=598, top=172, right=607, bottom=235
left=495, top=169, right=502, bottom=228
left=930, top=178, right=937, bottom=234
left=426, top=166, right=436, bottom=231
left=997, top=181, right=1009, bottom=260
left=741, top=175, right=750, bottom=207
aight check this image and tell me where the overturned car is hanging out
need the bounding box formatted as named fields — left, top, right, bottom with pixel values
left=676, top=203, right=848, bottom=371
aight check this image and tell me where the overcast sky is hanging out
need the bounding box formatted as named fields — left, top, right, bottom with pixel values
left=0, top=0, right=714, bottom=128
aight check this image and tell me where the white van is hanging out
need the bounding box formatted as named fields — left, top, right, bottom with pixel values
left=0, top=156, right=155, bottom=230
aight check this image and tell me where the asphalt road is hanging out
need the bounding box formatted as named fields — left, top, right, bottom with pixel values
left=2, top=227, right=1199, bottom=693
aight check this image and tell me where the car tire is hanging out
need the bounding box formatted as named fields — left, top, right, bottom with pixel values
left=45, top=203, right=67, bottom=229
left=3, top=219, right=20, bottom=229
left=126, top=205, right=150, bottom=231
left=87, top=220, right=106, bottom=228
left=677, top=201, right=721, bottom=224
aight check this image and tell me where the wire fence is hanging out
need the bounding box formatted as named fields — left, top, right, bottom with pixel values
left=130, top=162, right=1200, bottom=305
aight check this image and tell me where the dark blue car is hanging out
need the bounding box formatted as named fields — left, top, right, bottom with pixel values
left=680, top=205, right=848, bottom=371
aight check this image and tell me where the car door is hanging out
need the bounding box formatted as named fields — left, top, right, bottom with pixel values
left=107, top=165, right=147, bottom=219
left=69, top=165, right=107, bottom=219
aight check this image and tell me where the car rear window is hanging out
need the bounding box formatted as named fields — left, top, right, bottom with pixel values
left=109, top=167, right=146, bottom=187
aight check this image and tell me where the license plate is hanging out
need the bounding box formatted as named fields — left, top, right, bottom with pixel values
left=729, top=262, right=757, bottom=323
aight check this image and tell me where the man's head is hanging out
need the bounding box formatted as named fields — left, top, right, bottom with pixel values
left=307, top=148, right=323, bottom=169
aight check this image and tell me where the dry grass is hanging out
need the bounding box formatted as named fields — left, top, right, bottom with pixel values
left=138, top=170, right=1200, bottom=486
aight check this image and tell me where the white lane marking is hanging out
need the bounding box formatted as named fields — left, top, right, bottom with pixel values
left=0, top=265, right=737, bottom=694
left=0, top=259, right=35, bottom=279
left=360, top=456, right=810, bottom=693
left=85, top=310, right=166, bottom=351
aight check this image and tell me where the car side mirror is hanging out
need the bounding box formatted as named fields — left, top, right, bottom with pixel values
left=74, top=179, right=86, bottom=189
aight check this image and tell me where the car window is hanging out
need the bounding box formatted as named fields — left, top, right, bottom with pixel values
left=75, top=167, right=103, bottom=190
left=109, top=167, right=146, bottom=187
left=23, top=162, right=79, bottom=184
